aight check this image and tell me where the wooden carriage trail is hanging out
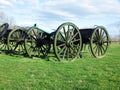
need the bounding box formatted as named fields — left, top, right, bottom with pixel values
left=0, top=22, right=110, bottom=61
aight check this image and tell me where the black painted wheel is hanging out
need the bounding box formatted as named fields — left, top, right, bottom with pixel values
left=24, top=27, right=50, bottom=58
left=54, top=22, right=82, bottom=61
left=7, top=29, right=25, bottom=54
left=90, top=26, right=110, bottom=58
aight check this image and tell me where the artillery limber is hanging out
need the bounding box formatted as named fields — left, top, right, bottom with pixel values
left=79, top=26, right=109, bottom=58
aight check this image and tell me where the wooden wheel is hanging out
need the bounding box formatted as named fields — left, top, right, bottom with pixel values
left=54, top=22, right=82, bottom=61
left=0, top=37, right=8, bottom=51
left=0, top=23, right=9, bottom=52
left=90, top=26, right=110, bottom=58
left=24, top=27, right=50, bottom=58
left=7, top=29, right=25, bottom=54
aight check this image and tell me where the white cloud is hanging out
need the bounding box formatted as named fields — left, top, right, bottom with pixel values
left=37, top=0, right=120, bottom=20
left=0, top=0, right=13, bottom=7
left=78, top=0, right=120, bottom=16
left=0, top=0, right=120, bottom=36
left=1, top=0, right=120, bottom=28
left=2, top=0, right=120, bottom=21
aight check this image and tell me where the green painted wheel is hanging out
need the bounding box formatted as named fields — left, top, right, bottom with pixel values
left=7, top=29, right=25, bottom=54
left=24, top=27, right=50, bottom=58
left=90, top=26, right=110, bottom=58
left=54, top=22, right=82, bottom=61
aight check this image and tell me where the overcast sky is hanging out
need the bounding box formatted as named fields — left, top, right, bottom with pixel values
left=0, top=0, right=120, bottom=37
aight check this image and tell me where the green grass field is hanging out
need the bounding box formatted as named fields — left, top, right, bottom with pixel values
left=0, top=43, right=120, bottom=90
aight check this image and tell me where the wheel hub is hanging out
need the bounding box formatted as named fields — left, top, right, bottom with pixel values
left=66, top=40, right=72, bottom=47
left=98, top=40, right=104, bottom=46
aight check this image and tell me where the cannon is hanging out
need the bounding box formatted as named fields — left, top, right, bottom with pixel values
left=24, top=22, right=82, bottom=61
left=0, top=23, right=26, bottom=54
left=24, top=22, right=110, bottom=61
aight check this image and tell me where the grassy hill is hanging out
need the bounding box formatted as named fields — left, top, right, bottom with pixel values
left=0, top=43, right=120, bottom=90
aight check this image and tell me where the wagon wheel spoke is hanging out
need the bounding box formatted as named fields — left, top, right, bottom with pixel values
left=99, top=46, right=104, bottom=55
left=71, top=38, right=81, bottom=43
left=59, top=32, right=66, bottom=41
left=0, top=38, right=8, bottom=51
left=71, top=32, right=79, bottom=41
left=98, top=46, right=100, bottom=56
left=54, top=22, right=82, bottom=61
left=70, top=45, right=77, bottom=55
left=93, top=44, right=97, bottom=50
left=100, top=29, right=105, bottom=38
left=90, top=26, right=109, bottom=58
left=20, top=44, right=25, bottom=53
left=99, top=45, right=105, bottom=56
left=63, top=26, right=67, bottom=40
left=13, top=43, right=19, bottom=51
left=66, top=25, right=70, bottom=40
left=29, top=34, right=37, bottom=41
left=28, top=29, right=37, bottom=40
left=101, top=45, right=106, bottom=53
left=67, top=48, right=70, bottom=60
left=0, top=44, right=6, bottom=50
left=32, top=29, right=38, bottom=39
left=58, top=45, right=66, bottom=55
left=57, top=43, right=65, bottom=47
left=68, top=47, right=75, bottom=58
left=95, top=31, right=99, bottom=40
left=62, top=47, right=67, bottom=60
left=103, top=40, right=108, bottom=43
left=95, top=46, right=98, bottom=55
left=39, top=44, right=49, bottom=57
left=56, top=41, right=66, bottom=59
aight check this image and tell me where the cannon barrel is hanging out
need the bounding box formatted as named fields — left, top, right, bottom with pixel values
left=34, top=24, right=54, bottom=34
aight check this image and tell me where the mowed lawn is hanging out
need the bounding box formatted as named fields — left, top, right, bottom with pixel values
left=0, top=43, right=120, bottom=90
